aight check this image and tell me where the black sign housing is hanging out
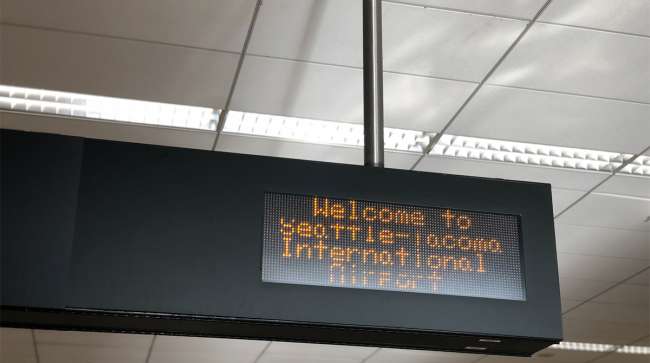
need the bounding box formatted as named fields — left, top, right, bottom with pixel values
left=0, top=130, right=562, bottom=356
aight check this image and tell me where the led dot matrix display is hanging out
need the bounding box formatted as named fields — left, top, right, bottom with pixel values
left=262, top=192, right=525, bottom=300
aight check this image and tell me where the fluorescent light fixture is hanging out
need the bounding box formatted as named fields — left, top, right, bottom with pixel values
left=617, top=345, right=650, bottom=354
left=0, top=85, right=216, bottom=130
left=431, top=134, right=649, bottom=177
left=1, top=84, right=648, bottom=178
left=222, top=111, right=430, bottom=153
left=550, top=341, right=616, bottom=352
left=550, top=342, right=650, bottom=355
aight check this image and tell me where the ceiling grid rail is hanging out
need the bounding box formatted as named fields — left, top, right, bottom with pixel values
left=144, top=335, right=157, bottom=363
left=385, top=0, right=650, bottom=39
left=3, top=22, right=648, bottom=92
left=536, top=21, right=650, bottom=39
left=408, top=0, right=554, bottom=171
left=360, top=347, right=382, bottom=362
left=252, top=341, right=272, bottom=363
left=554, top=144, right=650, bottom=219
left=30, top=329, right=41, bottom=363
left=3, top=2, right=649, bottom=42
left=213, top=51, right=481, bottom=84
left=210, top=0, right=264, bottom=151
left=562, top=265, right=650, bottom=316
left=483, top=83, right=650, bottom=106
left=383, top=0, right=531, bottom=21
left=0, top=22, right=242, bottom=56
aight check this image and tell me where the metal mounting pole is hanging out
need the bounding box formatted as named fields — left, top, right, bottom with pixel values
left=363, top=0, right=385, bottom=168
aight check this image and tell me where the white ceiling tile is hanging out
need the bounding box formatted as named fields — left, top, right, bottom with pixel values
left=553, top=189, right=584, bottom=215
left=559, top=276, right=612, bottom=300
left=0, top=328, right=37, bottom=363
left=555, top=223, right=649, bottom=260
left=593, top=354, right=650, bottom=363
left=1, top=113, right=217, bottom=150
left=396, top=0, right=547, bottom=19
left=489, top=23, right=650, bottom=103
left=593, top=284, right=649, bottom=306
left=250, top=0, right=526, bottom=82
left=1, top=0, right=257, bottom=52
left=37, top=344, right=149, bottom=363
left=232, top=55, right=475, bottom=131
left=448, top=85, right=650, bottom=153
left=249, top=0, right=360, bottom=68
left=557, top=194, right=650, bottom=231
left=262, top=341, right=375, bottom=361
left=381, top=73, right=475, bottom=132
left=35, top=330, right=151, bottom=363
left=215, top=133, right=421, bottom=169
left=1, top=25, right=238, bottom=107
left=563, top=317, right=649, bottom=345
left=557, top=254, right=649, bottom=282
left=540, top=0, right=650, bottom=36
left=232, top=56, right=362, bottom=125
left=596, top=175, right=650, bottom=199
left=383, top=5, right=525, bottom=81
left=34, top=330, right=152, bottom=348
left=415, top=155, right=608, bottom=190
left=149, top=336, right=268, bottom=363
left=366, top=348, right=480, bottom=363
left=564, top=302, right=649, bottom=325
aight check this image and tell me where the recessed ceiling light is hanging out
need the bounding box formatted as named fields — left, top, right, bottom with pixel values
left=549, top=341, right=650, bottom=355
left=617, top=345, right=650, bottom=354
left=224, top=112, right=648, bottom=176
left=1, top=84, right=647, bottom=177
left=550, top=341, right=616, bottom=352
left=0, top=85, right=216, bottom=130
left=431, top=134, right=648, bottom=176
left=222, top=111, right=429, bottom=153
